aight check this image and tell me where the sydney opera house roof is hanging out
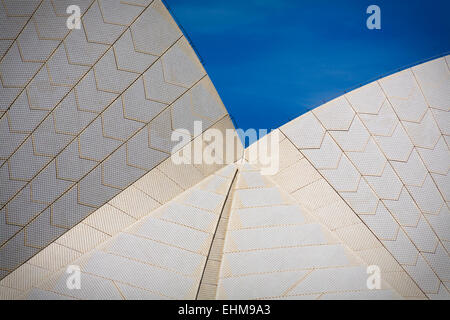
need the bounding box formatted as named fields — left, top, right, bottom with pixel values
left=0, top=0, right=449, bottom=300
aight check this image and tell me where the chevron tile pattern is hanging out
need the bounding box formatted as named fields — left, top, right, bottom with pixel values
left=0, top=1, right=95, bottom=119
left=245, top=132, right=426, bottom=299
left=0, top=0, right=42, bottom=60
left=215, top=163, right=401, bottom=300
left=0, top=163, right=237, bottom=300
left=0, top=0, right=230, bottom=280
left=281, top=57, right=450, bottom=299
left=0, top=0, right=448, bottom=300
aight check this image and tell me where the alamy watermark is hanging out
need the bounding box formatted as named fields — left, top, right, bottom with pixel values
left=367, top=265, right=381, bottom=290
left=66, top=5, right=81, bottom=30
left=66, top=265, right=81, bottom=290
left=366, top=5, right=381, bottom=30
left=171, top=121, right=280, bottom=175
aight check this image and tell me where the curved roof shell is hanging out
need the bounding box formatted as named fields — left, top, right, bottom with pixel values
left=0, top=0, right=449, bottom=300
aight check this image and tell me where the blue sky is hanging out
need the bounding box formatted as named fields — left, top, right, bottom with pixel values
left=164, top=0, right=450, bottom=141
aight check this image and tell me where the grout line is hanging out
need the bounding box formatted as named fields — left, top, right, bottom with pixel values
left=0, top=113, right=231, bottom=283
left=195, top=168, right=238, bottom=300
left=0, top=35, right=189, bottom=247
left=313, top=105, right=442, bottom=295
left=281, top=51, right=450, bottom=126
left=279, top=131, right=428, bottom=299
left=0, top=0, right=157, bottom=178
left=0, top=0, right=99, bottom=121
left=0, top=0, right=45, bottom=65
